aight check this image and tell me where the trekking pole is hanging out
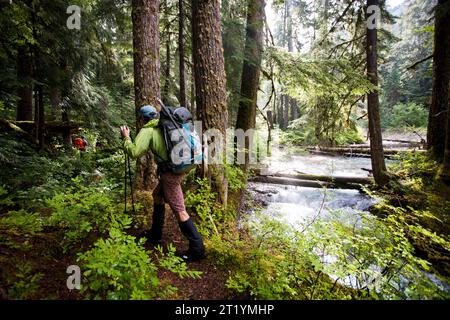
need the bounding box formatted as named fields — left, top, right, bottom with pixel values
left=124, top=151, right=128, bottom=214
left=127, top=153, right=136, bottom=213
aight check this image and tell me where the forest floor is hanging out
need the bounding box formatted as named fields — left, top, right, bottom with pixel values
left=139, top=207, right=236, bottom=300
left=0, top=205, right=236, bottom=300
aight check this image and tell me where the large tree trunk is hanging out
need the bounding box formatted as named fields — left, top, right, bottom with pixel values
left=286, top=0, right=293, bottom=53
left=193, top=0, right=229, bottom=205
left=49, top=87, right=60, bottom=121
left=16, top=45, right=33, bottom=121
left=429, top=0, right=450, bottom=162
left=132, top=0, right=160, bottom=191
left=276, top=96, right=283, bottom=128
left=61, top=98, right=71, bottom=146
left=178, top=0, right=187, bottom=108
left=444, top=88, right=450, bottom=181
left=283, top=94, right=289, bottom=129
left=162, top=0, right=171, bottom=104
left=366, top=0, right=388, bottom=186
left=290, top=98, right=298, bottom=121
left=235, top=0, right=265, bottom=171
left=35, top=85, right=45, bottom=149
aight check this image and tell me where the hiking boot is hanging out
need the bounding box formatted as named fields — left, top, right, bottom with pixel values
left=178, top=218, right=206, bottom=261
left=141, top=203, right=165, bottom=245
left=139, top=229, right=163, bottom=246
left=178, top=249, right=206, bottom=262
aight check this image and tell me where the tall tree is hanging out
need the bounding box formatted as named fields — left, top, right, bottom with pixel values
left=178, top=0, right=187, bottom=108
left=444, top=88, right=450, bottom=181
left=428, top=0, right=450, bottom=161
left=439, top=0, right=450, bottom=179
left=162, top=0, right=171, bottom=104
left=366, top=0, right=389, bottom=186
left=131, top=0, right=161, bottom=190
left=235, top=0, right=265, bottom=171
left=193, top=0, right=229, bottom=204
left=16, top=45, right=33, bottom=121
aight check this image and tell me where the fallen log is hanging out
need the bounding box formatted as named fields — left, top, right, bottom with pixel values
left=307, top=146, right=426, bottom=155
left=267, top=172, right=373, bottom=185
left=308, top=150, right=399, bottom=160
left=12, top=120, right=82, bottom=133
left=383, top=139, right=422, bottom=144
left=0, top=118, right=39, bottom=145
left=250, top=176, right=328, bottom=188
left=250, top=175, right=365, bottom=190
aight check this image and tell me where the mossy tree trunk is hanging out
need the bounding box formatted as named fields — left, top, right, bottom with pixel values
left=366, top=0, right=389, bottom=186
left=132, top=0, right=161, bottom=191
left=178, top=0, right=187, bottom=108
left=162, top=0, right=171, bottom=104
left=429, top=0, right=450, bottom=162
left=193, top=0, right=229, bottom=205
left=235, top=0, right=265, bottom=172
left=440, top=1, right=450, bottom=180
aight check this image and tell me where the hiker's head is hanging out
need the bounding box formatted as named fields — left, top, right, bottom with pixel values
left=140, top=105, right=159, bottom=122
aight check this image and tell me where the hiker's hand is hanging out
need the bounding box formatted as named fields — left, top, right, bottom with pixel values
left=120, top=126, right=130, bottom=139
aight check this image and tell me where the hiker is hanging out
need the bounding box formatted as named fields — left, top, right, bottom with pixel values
left=119, top=105, right=206, bottom=262
left=73, top=135, right=88, bottom=151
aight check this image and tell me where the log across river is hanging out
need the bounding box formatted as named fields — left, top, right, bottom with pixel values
left=251, top=172, right=373, bottom=190
left=249, top=142, right=425, bottom=189
left=306, top=146, right=426, bottom=155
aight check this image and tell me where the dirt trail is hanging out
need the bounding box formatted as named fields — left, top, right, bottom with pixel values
left=142, top=205, right=235, bottom=300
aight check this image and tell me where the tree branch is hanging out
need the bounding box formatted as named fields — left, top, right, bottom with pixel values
left=406, top=54, right=433, bottom=70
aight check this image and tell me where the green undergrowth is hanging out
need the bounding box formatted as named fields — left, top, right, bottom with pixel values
left=0, top=133, right=201, bottom=300
left=372, top=152, right=450, bottom=278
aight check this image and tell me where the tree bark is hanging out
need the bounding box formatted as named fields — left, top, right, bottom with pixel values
left=50, top=87, right=60, bottom=121
left=178, top=0, right=187, bottom=108
left=162, top=0, right=171, bottom=104
left=365, top=0, right=389, bottom=186
left=444, top=87, right=450, bottom=181
left=16, top=45, right=33, bottom=121
left=277, top=96, right=284, bottom=128
left=290, top=98, right=299, bottom=121
left=286, top=0, right=293, bottom=53
left=235, top=0, right=265, bottom=171
left=61, top=99, right=71, bottom=146
left=36, top=85, right=44, bottom=148
left=283, top=94, right=289, bottom=129
left=193, top=0, right=229, bottom=205
left=429, top=0, right=450, bottom=161
left=163, top=34, right=171, bottom=104
left=132, top=0, right=160, bottom=191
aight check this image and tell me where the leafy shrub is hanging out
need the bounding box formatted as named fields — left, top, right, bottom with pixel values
left=280, top=117, right=362, bottom=146
left=0, top=209, right=44, bottom=250
left=382, top=103, right=428, bottom=129
left=222, top=208, right=450, bottom=300
left=0, top=209, right=43, bottom=235
left=389, top=152, right=439, bottom=182
left=77, top=221, right=201, bottom=299
left=4, top=262, right=43, bottom=300
left=185, top=178, right=237, bottom=237
left=224, top=164, right=247, bottom=192
left=333, top=129, right=364, bottom=146
left=46, top=178, right=128, bottom=252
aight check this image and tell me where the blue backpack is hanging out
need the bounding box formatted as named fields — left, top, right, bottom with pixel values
left=159, top=106, right=202, bottom=174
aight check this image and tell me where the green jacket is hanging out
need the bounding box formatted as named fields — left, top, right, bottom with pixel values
left=123, top=119, right=168, bottom=162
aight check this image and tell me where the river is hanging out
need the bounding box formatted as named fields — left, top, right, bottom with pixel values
left=251, top=147, right=380, bottom=222
left=247, top=146, right=450, bottom=298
